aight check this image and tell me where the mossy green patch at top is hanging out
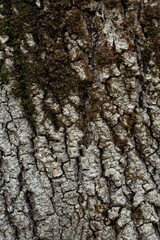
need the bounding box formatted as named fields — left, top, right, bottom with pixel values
left=86, top=235, right=91, bottom=240
left=13, top=73, right=37, bottom=132
left=0, top=0, right=40, bottom=47
left=0, top=72, right=8, bottom=84
left=34, top=3, right=92, bottom=100
left=0, top=0, right=122, bottom=133
left=74, top=0, right=120, bottom=9
left=102, top=0, right=120, bottom=8
left=0, top=59, right=8, bottom=85
left=0, top=0, right=41, bottom=131
left=141, top=4, right=160, bottom=66
left=95, top=42, right=122, bottom=69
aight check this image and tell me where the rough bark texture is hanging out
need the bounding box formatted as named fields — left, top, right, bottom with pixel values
left=0, top=0, right=160, bottom=239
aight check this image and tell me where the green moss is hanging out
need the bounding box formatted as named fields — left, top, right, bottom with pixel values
left=74, top=0, right=93, bottom=7
left=142, top=44, right=152, bottom=67
left=0, top=72, right=8, bottom=84
left=0, top=59, right=5, bottom=69
left=13, top=73, right=36, bottom=131
left=35, top=4, right=92, bottom=103
left=66, top=9, right=90, bottom=41
left=86, top=235, right=91, bottom=240
left=0, top=0, right=39, bottom=46
left=0, top=59, right=8, bottom=85
left=0, top=0, right=130, bottom=136
left=0, top=0, right=41, bottom=130
left=95, top=42, right=122, bottom=69
left=141, top=4, right=160, bottom=66
left=102, top=0, right=120, bottom=9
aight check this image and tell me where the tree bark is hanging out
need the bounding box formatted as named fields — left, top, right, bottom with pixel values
left=0, top=0, right=160, bottom=239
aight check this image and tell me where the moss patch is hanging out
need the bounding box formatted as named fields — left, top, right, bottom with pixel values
left=0, top=72, right=8, bottom=84
left=0, top=0, right=40, bottom=131
left=141, top=4, right=160, bottom=66
left=95, top=42, right=122, bottom=69
left=0, top=59, right=8, bottom=85
left=102, top=0, right=120, bottom=9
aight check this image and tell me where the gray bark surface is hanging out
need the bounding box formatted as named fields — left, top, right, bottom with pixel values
left=0, top=0, right=160, bottom=239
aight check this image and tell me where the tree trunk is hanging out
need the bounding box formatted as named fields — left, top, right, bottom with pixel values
left=0, top=0, right=160, bottom=239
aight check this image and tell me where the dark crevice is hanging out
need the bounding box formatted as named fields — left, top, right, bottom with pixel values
left=31, top=139, right=40, bottom=173
left=17, top=146, right=24, bottom=192
left=120, top=0, right=128, bottom=14
left=17, top=167, right=24, bottom=192
left=99, top=147, right=105, bottom=178
left=39, top=0, right=44, bottom=9
left=25, top=190, right=37, bottom=238
left=138, top=90, right=143, bottom=108
left=76, top=156, right=80, bottom=179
